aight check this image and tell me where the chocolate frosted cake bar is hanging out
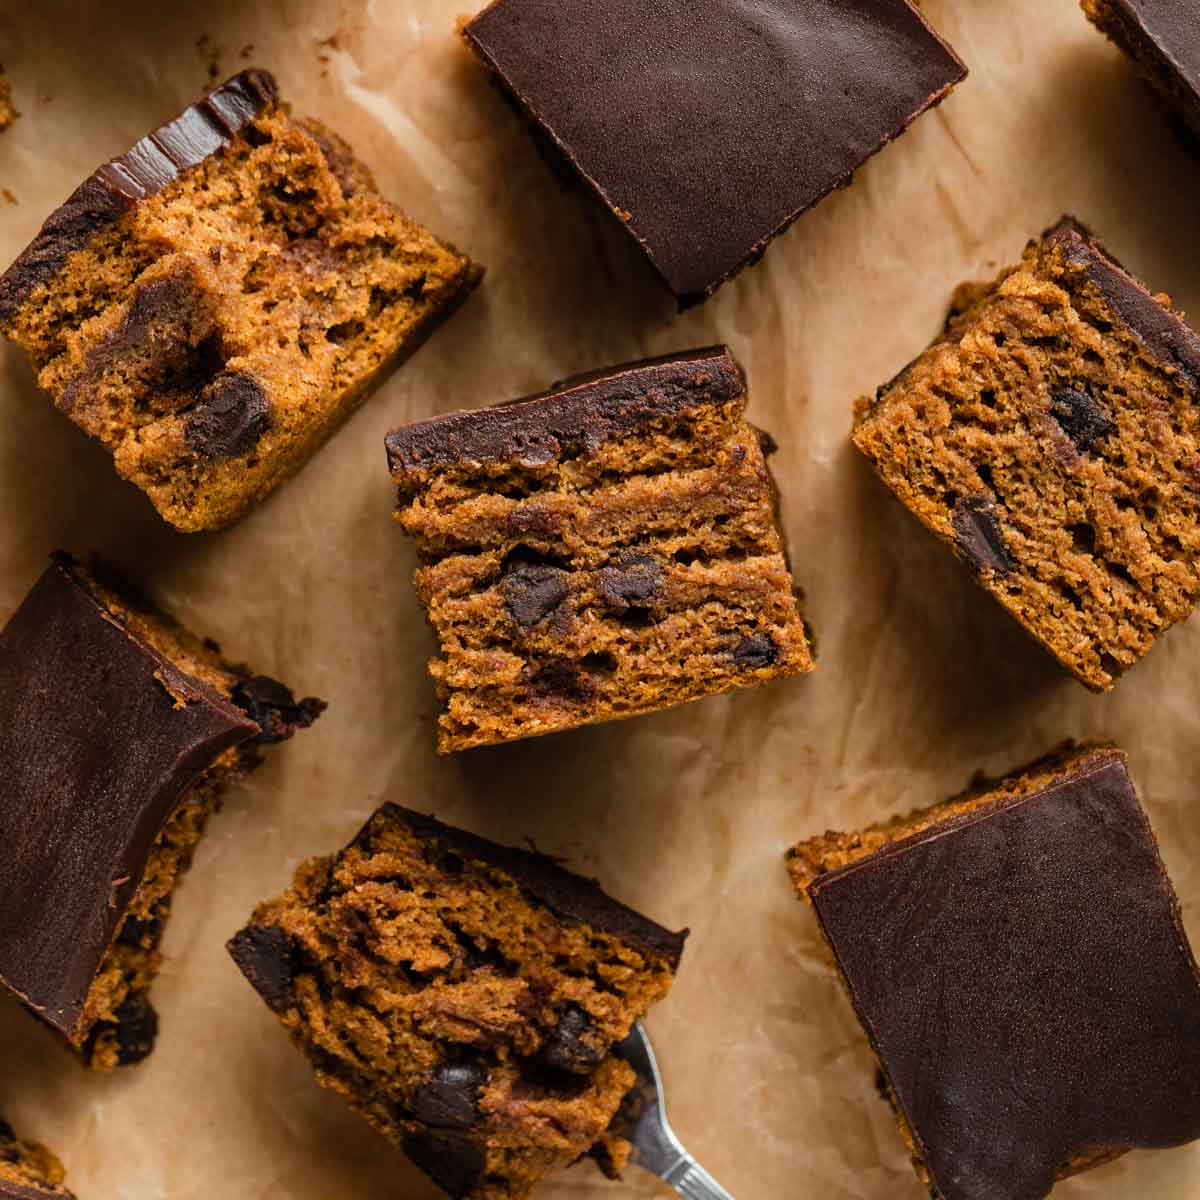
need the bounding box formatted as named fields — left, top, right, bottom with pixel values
left=0, top=553, right=324, bottom=1070
left=788, top=745, right=1200, bottom=1200
left=0, top=1120, right=73, bottom=1200
left=1082, top=0, right=1200, bottom=140
left=230, top=805, right=686, bottom=1200
left=854, top=218, right=1200, bottom=690
left=464, top=0, right=965, bottom=307
left=385, top=347, right=814, bottom=752
left=0, top=70, right=480, bottom=531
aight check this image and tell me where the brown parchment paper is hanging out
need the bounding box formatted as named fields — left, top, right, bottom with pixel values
left=2, top=1, right=1200, bottom=1197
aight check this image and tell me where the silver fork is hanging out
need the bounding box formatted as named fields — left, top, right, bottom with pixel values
left=612, top=1023, right=736, bottom=1200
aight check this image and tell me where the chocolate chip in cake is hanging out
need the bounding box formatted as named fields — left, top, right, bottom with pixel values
left=541, top=1004, right=605, bottom=1074
left=116, top=912, right=164, bottom=949
left=113, top=992, right=158, bottom=1066
left=402, top=1130, right=487, bottom=1199
left=232, top=675, right=327, bottom=744
left=502, top=557, right=570, bottom=629
left=951, top=496, right=1015, bottom=576
left=1050, top=385, right=1115, bottom=453
left=227, top=925, right=302, bottom=1012
left=730, top=633, right=779, bottom=669
left=410, top=1061, right=488, bottom=1129
left=597, top=552, right=663, bottom=611
left=184, top=372, right=271, bottom=459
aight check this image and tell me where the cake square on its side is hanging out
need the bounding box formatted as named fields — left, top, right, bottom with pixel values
left=1082, top=0, right=1200, bottom=141
left=0, top=70, right=481, bottom=531
left=0, top=1118, right=74, bottom=1200
left=853, top=217, right=1200, bottom=690
left=463, top=0, right=964, bottom=307
left=787, top=745, right=1200, bottom=1200
left=0, top=552, right=324, bottom=1070
left=229, top=805, right=686, bottom=1200
left=384, top=346, right=815, bottom=753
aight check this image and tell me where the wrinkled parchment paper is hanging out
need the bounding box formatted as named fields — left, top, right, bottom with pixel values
left=2, top=2, right=1200, bottom=1196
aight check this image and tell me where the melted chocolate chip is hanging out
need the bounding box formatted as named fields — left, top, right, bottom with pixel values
left=951, top=496, right=1015, bottom=576
left=184, top=372, right=271, bottom=459
left=730, top=633, right=779, bottom=669
left=1050, top=385, right=1115, bottom=453
left=597, top=552, right=663, bottom=610
left=502, top=561, right=569, bottom=628
left=402, top=1129, right=487, bottom=1199
left=117, top=912, right=164, bottom=949
left=529, top=659, right=593, bottom=701
left=231, top=675, right=326, bottom=745
left=113, top=992, right=158, bottom=1066
left=227, top=925, right=302, bottom=1012
left=541, top=1004, right=605, bottom=1074
left=410, top=1061, right=488, bottom=1129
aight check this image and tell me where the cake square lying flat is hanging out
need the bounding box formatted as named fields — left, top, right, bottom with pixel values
left=385, top=346, right=814, bottom=752
left=0, top=553, right=323, bottom=1069
left=229, top=804, right=686, bottom=1200
left=1083, top=0, right=1200, bottom=140
left=854, top=218, right=1200, bottom=690
left=463, top=0, right=965, bottom=307
left=0, top=70, right=480, bottom=531
left=788, top=746, right=1200, bottom=1200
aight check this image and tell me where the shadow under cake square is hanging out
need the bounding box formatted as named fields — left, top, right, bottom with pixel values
left=385, top=346, right=815, bottom=752
left=0, top=553, right=324, bottom=1069
left=854, top=217, right=1200, bottom=690
left=229, top=804, right=686, bottom=1200
left=788, top=745, right=1200, bottom=1200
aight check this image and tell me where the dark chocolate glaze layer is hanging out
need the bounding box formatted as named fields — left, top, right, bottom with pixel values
left=385, top=347, right=743, bottom=480
left=1045, top=216, right=1200, bottom=383
left=465, top=0, right=965, bottom=306
left=809, top=749, right=1200, bottom=1200
left=0, top=558, right=257, bottom=1043
left=0, top=69, right=277, bottom=321
left=374, top=805, right=687, bottom=967
left=1097, top=0, right=1200, bottom=132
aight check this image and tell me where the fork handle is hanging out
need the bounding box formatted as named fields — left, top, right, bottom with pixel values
left=666, top=1156, right=736, bottom=1200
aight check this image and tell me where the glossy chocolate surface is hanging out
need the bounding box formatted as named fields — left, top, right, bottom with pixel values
left=0, top=558, right=256, bottom=1042
left=465, top=0, right=965, bottom=305
left=810, top=749, right=1200, bottom=1200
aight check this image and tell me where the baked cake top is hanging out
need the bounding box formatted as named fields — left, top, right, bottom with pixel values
left=464, top=0, right=965, bottom=306
left=0, top=557, right=257, bottom=1040
left=808, top=748, right=1200, bottom=1200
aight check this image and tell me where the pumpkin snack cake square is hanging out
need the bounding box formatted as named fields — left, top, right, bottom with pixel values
left=0, top=69, right=481, bottom=531
left=788, top=745, right=1200, bottom=1200
left=0, top=552, right=324, bottom=1070
left=384, top=346, right=815, bottom=752
left=230, top=804, right=686, bottom=1200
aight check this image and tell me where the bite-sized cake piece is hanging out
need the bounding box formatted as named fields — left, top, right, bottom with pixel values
left=1082, top=0, right=1200, bottom=141
left=854, top=217, right=1200, bottom=690
left=0, top=552, right=324, bottom=1070
left=0, top=69, right=16, bottom=132
left=0, top=1119, right=74, bottom=1200
left=385, top=346, right=814, bottom=752
left=0, top=70, right=481, bottom=531
left=229, top=804, right=686, bottom=1200
left=788, top=745, right=1200, bottom=1200
left=463, top=0, right=965, bottom=308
